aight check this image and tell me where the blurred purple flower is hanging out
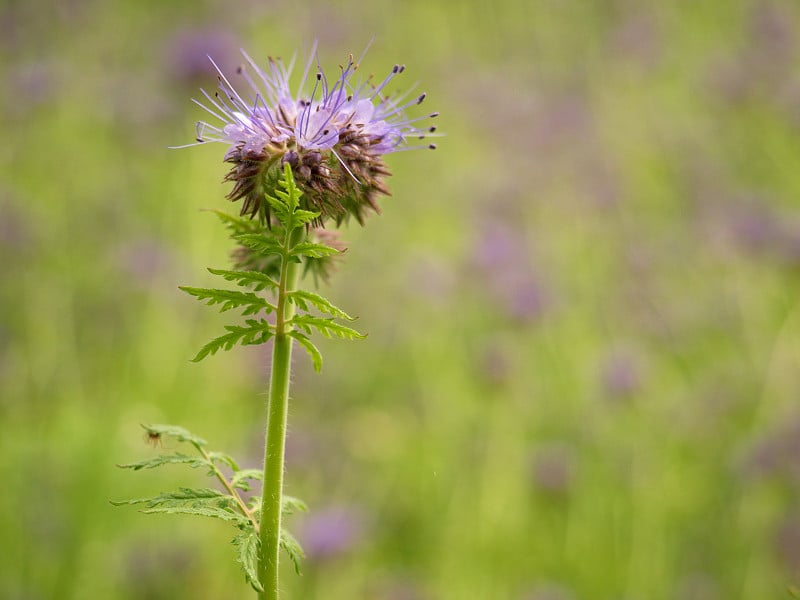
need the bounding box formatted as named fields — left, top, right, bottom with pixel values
left=775, top=516, right=800, bottom=572
left=472, top=221, right=550, bottom=323
left=0, top=194, right=31, bottom=250
left=740, top=413, right=800, bottom=484
left=299, top=506, right=364, bottom=561
left=600, top=350, right=642, bottom=400
left=675, top=573, right=720, bottom=600
left=530, top=443, right=576, bottom=497
left=708, top=1, right=796, bottom=104
left=377, top=578, right=430, bottom=600
left=113, top=238, right=172, bottom=285
left=724, top=200, right=800, bottom=268
left=6, top=62, right=59, bottom=115
left=521, top=582, right=575, bottom=600
left=608, top=11, right=661, bottom=68
left=476, top=341, right=511, bottom=387
left=166, top=28, right=238, bottom=85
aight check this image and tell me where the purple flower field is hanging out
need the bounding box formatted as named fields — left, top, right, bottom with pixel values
left=2, top=1, right=800, bottom=599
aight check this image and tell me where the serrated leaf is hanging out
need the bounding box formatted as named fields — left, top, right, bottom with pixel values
left=264, top=192, right=291, bottom=221
left=289, top=332, right=323, bottom=372
left=282, top=496, right=308, bottom=515
left=207, top=268, right=279, bottom=292
left=117, top=453, right=209, bottom=471
left=111, top=487, right=226, bottom=507
left=111, top=487, right=250, bottom=525
left=209, top=209, right=263, bottom=237
left=141, top=424, right=208, bottom=447
left=287, top=290, right=354, bottom=320
left=248, top=496, right=262, bottom=521
left=280, top=529, right=305, bottom=575
left=207, top=451, right=241, bottom=471
left=278, top=162, right=302, bottom=211
left=235, top=233, right=284, bottom=258
left=190, top=319, right=274, bottom=362
left=179, top=286, right=276, bottom=316
left=231, top=468, right=263, bottom=491
left=289, top=242, right=341, bottom=259
left=232, top=531, right=263, bottom=592
left=141, top=505, right=249, bottom=524
left=289, top=315, right=366, bottom=341
left=291, top=209, right=321, bottom=225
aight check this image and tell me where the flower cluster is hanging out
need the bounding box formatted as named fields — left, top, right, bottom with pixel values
left=183, top=47, right=438, bottom=225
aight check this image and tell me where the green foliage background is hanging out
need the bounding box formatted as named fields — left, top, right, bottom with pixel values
left=3, top=0, right=800, bottom=598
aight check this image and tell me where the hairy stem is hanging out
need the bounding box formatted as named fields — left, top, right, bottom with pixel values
left=258, top=226, right=303, bottom=599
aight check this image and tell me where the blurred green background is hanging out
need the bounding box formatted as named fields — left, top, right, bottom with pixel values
left=3, top=0, right=800, bottom=598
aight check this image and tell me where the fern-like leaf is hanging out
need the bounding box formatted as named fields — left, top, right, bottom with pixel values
left=210, top=209, right=263, bottom=238
left=230, top=468, right=263, bottom=491
left=290, top=315, right=366, bottom=340
left=207, top=451, right=241, bottom=471
left=140, top=505, right=249, bottom=524
left=191, top=319, right=274, bottom=362
left=291, top=209, right=321, bottom=226
left=207, top=268, right=279, bottom=292
left=282, top=496, right=308, bottom=515
left=110, top=487, right=226, bottom=507
left=234, top=233, right=284, bottom=258
left=277, top=162, right=302, bottom=212
left=117, top=453, right=209, bottom=471
left=111, top=487, right=250, bottom=525
left=287, top=290, right=354, bottom=320
left=180, top=287, right=276, bottom=315
left=289, top=331, right=323, bottom=372
left=289, top=242, right=341, bottom=259
left=232, top=531, right=263, bottom=592
left=280, top=529, right=305, bottom=575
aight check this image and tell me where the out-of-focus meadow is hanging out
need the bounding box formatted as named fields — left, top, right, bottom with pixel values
left=3, top=0, right=800, bottom=598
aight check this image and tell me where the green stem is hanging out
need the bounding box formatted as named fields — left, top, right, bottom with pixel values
left=258, top=226, right=303, bottom=600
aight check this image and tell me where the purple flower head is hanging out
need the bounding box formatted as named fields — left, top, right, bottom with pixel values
left=179, top=44, right=438, bottom=225
left=299, top=505, right=364, bottom=561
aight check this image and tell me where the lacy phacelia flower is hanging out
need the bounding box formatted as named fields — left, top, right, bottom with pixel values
left=183, top=48, right=438, bottom=225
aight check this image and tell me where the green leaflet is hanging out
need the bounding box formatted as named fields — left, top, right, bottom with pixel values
left=190, top=319, right=274, bottom=362
left=232, top=531, right=263, bottom=592
left=290, top=314, right=366, bottom=340
left=287, top=290, right=355, bottom=320
left=233, top=233, right=284, bottom=258
left=117, top=453, right=208, bottom=471
left=140, top=505, right=249, bottom=525
left=179, top=286, right=276, bottom=315
left=111, top=486, right=226, bottom=506
left=207, top=268, right=279, bottom=292
left=111, top=488, right=249, bottom=525
left=206, top=451, right=241, bottom=471
left=290, top=208, right=321, bottom=226
left=281, top=495, right=309, bottom=515
left=289, top=242, right=341, bottom=259
left=210, top=209, right=263, bottom=236
left=280, top=529, right=306, bottom=575
left=230, top=468, right=263, bottom=491
left=289, top=331, right=323, bottom=372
